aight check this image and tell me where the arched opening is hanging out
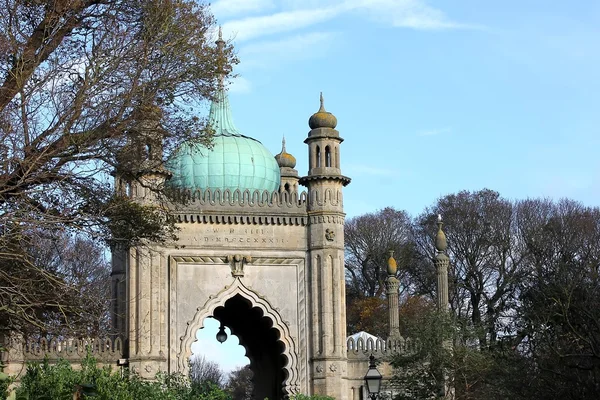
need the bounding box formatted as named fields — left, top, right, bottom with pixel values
left=316, top=145, right=321, bottom=168
left=284, top=182, right=290, bottom=193
left=192, top=294, right=288, bottom=400
left=191, top=317, right=249, bottom=387
left=325, top=146, right=331, bottom=167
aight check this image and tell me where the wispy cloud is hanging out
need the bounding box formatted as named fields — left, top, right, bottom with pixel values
left=223, top=7, right=342, bottom=42
left=417, top=127, right=451, bottom=137
left=211, top=0, right=275, bottom=18
left=240, top=32, right=338, bottom=68
left=221, top=0, right=478, bottom=43
left=348, top=0, right=482, bottom=30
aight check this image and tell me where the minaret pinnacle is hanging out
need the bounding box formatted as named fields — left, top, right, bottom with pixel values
left=434, top=214, right=450, bottom=312
left=386, top=250, right=401, bottom=339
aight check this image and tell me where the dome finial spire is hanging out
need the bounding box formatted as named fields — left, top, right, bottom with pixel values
left=216, top=26, right=224, bottom=48
left=435, top=214, right=447, bottom=252
left=275, top=135, right=296, bottom=169
left=309, top=92, right=337, bottom=129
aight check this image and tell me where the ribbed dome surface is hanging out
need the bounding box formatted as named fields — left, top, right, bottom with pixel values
left=168, top=135, right=280, bottom=193
left=167, top=87, right=280, bottom=193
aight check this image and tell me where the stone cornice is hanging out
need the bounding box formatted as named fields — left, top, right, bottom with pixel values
left=173, top=213, right=309, bottom=226
left=299, top=174, right=351, bottom=187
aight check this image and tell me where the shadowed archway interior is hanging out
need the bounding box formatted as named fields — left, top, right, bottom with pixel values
left=212, top=294, right=287, bottom=400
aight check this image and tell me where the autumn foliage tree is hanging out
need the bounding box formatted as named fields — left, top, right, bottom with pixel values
left=0, top=0, right=236, bottom=335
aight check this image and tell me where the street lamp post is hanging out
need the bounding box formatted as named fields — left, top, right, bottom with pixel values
left=364, top=355, right=382, bottom=400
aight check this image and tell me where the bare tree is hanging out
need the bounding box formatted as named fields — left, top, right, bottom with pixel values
left=345, top=207, right=412, bottom=298
left=189, top=354, right=225, bottom=387
left=413, top=189, right=526, bottom=347
left=0, top=0, right=236, bottom=335
left=1, top=228, right=111, bottom=337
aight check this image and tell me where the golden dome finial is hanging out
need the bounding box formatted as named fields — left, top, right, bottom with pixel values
left=435, top=214, right=447, bottom=252
left=387, top=250, right=397, bottom=275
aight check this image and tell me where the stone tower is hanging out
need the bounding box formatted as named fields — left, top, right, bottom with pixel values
left=299, top=93, right=351, bottom=399
left=111, top=103, right=171, bottom=343
left=275, top=137, right=300, bottom=196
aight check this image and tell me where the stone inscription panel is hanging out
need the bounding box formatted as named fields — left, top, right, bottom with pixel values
left=179, top=224, right=307, bottom=249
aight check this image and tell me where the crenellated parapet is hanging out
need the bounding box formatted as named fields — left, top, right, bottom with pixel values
left=170, top=188, right=307, bottom=208
left=166, top=187, right=346, bottom=227
left=346, top=336, right=419, bottom=360
left=9, top=337, right=124, bottom=363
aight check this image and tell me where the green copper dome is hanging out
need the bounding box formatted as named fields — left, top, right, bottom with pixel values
left=167, top=88, right=280, bottom=193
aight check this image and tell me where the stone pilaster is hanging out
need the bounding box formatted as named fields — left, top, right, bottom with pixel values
left=110, top=243, right=128, bottom=341
left=386, top=276, right=401, bottom=338
left=434, top=216, right=449, bottom=312
left=385, top=252, right=401, bottom=339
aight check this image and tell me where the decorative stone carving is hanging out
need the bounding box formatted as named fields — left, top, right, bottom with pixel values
left=329, top=363, right=337, bottom=372
left=316, top=364, right=324, bottom=373
left=325, top=228, right=335, bottom=241
left=227, top=254, right=252, bottom=277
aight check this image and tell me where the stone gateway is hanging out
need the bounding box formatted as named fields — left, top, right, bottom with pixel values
left=109, top=39, right=361, bottom=397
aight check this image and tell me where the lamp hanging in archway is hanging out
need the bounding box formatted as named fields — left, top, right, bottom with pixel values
left=216, top=324, right=228, bottom=343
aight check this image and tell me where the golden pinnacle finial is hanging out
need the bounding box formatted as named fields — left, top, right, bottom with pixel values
left=387, top=250, right=397, bottom=275
left=435, top=214, right=447, bottom=252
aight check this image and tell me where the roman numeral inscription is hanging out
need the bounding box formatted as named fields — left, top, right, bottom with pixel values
left=195, top=226, right=293, bottom=247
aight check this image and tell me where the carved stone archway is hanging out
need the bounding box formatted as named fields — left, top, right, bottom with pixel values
left=178, top=277, right=301, bottom=397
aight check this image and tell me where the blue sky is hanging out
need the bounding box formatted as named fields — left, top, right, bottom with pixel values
left=194, top=0, right=600, bottom=371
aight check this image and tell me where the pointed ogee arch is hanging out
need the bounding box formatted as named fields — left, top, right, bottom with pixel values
left=178, top=278, right=300, bottom=396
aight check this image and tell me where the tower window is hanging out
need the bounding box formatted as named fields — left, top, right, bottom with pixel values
left=316, top=145, right=321, bottom=168
left=335, top=146, right=339, bottom=168
left=325, top=146, right=331, bottom=167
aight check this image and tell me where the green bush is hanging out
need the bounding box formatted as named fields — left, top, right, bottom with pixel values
left=290, top=394, right=335, bottom=400
left=12, top=355, right=232, bottom=400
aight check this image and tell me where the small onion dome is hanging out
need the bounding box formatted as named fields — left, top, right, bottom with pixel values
left=275, top=137, right=296, bottom=168
left=435, top=214, right=448, bottom=252
left=387, top=251, right=397, bottom=275
left=308, top=92, right=337, bottom=129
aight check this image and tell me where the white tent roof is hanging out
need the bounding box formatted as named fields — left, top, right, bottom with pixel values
left=347, top=331, right=380, bottom=341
